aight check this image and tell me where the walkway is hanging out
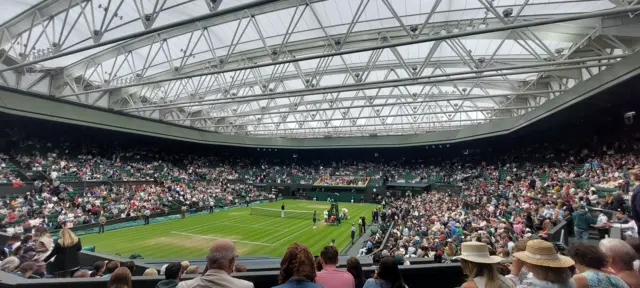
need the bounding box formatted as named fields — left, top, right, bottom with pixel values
left=343, top=222, right=379, bottom=257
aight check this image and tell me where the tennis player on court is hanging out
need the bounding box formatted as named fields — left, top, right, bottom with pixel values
left=281, top=202, right=285, bottom=218
left=313, top=211, right=317, bottom=229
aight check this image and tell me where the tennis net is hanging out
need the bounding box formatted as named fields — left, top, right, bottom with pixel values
left=249, top=207, right=315, bottom=220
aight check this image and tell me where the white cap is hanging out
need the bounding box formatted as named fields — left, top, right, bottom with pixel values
left=160, top=264, right=168, bottom=275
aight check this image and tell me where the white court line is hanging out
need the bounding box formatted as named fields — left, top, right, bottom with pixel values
left=259, top=220, right=310, bottom=243
left=176, top=217, right=247, bottom=233
left=199, top=222, right=287, bottom=231
left=270, top=225, right=314, bottom=246
left=177, top=214, right=283, bottom=233
left=171, top=231, right=273, bottom=246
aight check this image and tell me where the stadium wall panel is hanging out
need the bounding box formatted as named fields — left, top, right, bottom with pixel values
left=0, top=263, right=465, bottom=288
left=0, top=49, right=639, bottom=148
left=0, top=185, right=32, bottom=196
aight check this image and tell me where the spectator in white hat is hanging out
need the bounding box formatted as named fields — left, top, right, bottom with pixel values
left=455, top=242, right=515, bottom=288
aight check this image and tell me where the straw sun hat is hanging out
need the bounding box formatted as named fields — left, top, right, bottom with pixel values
left=629, top=165, right=640, bottom=176
left=454, top=242, right=502, bottom=264
left=512, top=239, right=574, bottom=268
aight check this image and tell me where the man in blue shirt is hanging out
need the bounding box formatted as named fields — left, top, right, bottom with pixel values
left=449, top=224, right=457, bottom=237
left=365, top=239, right=373, bottom=254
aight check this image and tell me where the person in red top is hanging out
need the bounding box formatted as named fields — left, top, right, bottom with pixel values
left=7, top=210, right=17, bottom=223
left=315, top=246, right=355, bottom=288
left=11, top=178, right=23, bottom=187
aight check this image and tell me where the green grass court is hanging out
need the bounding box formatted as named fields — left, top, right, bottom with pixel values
left=80, top=200, right=377, bottom=259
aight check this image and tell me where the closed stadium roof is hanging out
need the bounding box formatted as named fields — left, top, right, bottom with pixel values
left=1, top=0, right=639, bottom=138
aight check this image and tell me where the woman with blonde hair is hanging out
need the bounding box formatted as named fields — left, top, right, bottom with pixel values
left=184, top=265, right=199, bottom=275
left=43, top=227, right=82, bottom=278
left=455, top=242, right=515, bottom=288
left=108, top=267, right=132, bottom=288
left=142, top=268, right=158, bottom=276
left=507, top=239, right=576, bottom=288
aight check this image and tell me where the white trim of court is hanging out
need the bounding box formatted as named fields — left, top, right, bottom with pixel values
left=177, top=215, right=284, bottom=233
left=170, top=231, right=273, bottom=246
left=270, top=226, right=314, bottom=246
left=195, top=222, right=288, bottom=231
left=258, top=220, right=310, bottom=243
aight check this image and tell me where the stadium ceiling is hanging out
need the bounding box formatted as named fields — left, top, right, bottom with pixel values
left=1, top=0, right=640, bottom=138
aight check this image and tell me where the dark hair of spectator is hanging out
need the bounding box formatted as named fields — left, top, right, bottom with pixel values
left=164, top=262, right=182, bottom=280
left=11, top=245, right=23, bottom=257
left=33, top=226, right=48, bottom=236
left=0, top=249, right=7, bottom=261
left=320, top=246, right=339, bottom=265
left=567, top=242, right=607, bottom=270
left=106, top=260, right=120, bottom=274
left=347, top=256, right=365, bottom=287
left=122, top=260, right=135, bottom=273
left=107, top=267, right=132, bottom=288
left=9, top=234, right=20, bottom=242
left=376, top=256, right=405, bottom=288
left=91, top=261, right=106, bottom=277
left=21, top=234, right=33, bottom=245
left=315, top=257, right=323, bottom=272
left=278, top=242, right=316, bottom=284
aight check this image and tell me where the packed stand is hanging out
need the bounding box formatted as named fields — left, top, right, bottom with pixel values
left=361, top=139, right=640, bottom=268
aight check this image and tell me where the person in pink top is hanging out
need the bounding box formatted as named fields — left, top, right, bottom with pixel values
left=315, top=246, right=355, bottom=288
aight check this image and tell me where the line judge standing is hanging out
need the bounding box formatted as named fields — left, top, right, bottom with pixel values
left=143, top=206, right=150, bottom=225
left=281, top=202, right=285, bottom=218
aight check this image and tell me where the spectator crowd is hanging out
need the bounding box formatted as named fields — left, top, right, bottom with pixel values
left=1, top=131, right=640, bottom=287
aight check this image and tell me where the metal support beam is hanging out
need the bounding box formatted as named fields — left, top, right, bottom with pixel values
left=11, top=5, right=640, bottom=88
left=225, top=115, right=518, bottom=133
left=196, top=88, right=558, bottom=118
left=0, top=0, right=319, bottom=73
left=115, top=55, right=622, bottom=112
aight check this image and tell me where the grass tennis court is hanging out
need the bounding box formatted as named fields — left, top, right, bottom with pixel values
left=80, top=200, right=377, bottom=259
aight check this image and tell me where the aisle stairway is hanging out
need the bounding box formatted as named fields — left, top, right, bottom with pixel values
left=343, top=222, right=379, bottom=256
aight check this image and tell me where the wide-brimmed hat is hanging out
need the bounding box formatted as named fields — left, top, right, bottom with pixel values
left=454, top=242, right=502, bottom=264
left=513, top=239, right=574, bottom=268
left=629, top=165, right=640, bottom=176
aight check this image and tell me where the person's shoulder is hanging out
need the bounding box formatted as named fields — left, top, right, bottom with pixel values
left=363, top=278, right=378, bottom=287
left=228, top=275, right=254, bottom=287
left=572, top=272, right=588, bottom=287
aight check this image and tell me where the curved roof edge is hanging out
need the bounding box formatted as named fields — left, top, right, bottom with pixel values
left=1, top=50, right=639, bottom=149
